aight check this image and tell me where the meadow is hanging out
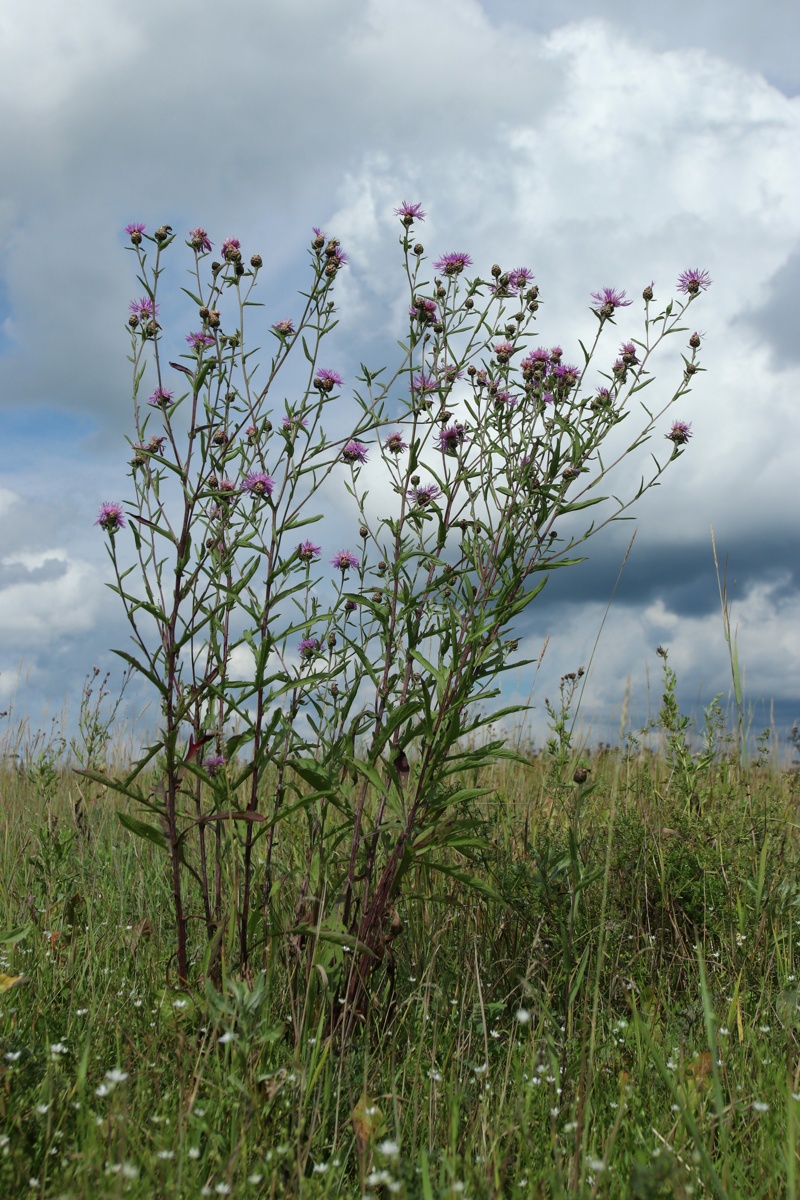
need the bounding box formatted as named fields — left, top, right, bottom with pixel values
left=1, top=669, right=798, bottom=1199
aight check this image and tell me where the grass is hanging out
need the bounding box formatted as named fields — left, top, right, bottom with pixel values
left=1, top=704, right=799, bottom=1198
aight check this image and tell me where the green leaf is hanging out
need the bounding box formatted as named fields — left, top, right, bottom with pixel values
left=0, top=924, right=31, bottom=946
left=118, top=811, right=168, bottom=850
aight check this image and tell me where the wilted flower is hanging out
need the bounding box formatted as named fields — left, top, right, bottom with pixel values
left=395, top=200, right=426, bottom=224
left=221, top=237, right=241, bottom=262
left=438, top=424, right=467, bottom=454
left=298, top=637, right=320, bottom=661
left=204, top=755, right=226, bottom=776
left=148, top=386, right=173, bottom=407
left=186, top=331, right=214, bottom=351
left=493, top=341, right=515, bottom=362
left=342, top=440, right=369, bottom=465
left=666, top=420, right=692, bottom=445
left=331, top=550, right=359, bottom=572
left=95, top=502, right=126, bottom=532
left=314, top=368, right=343, bottom=392
left=273, top=318, right=295, bottom=336
left=189, top=228, right=212, bottom=253
left=242, top=472, right=275, bottom=498
left=409, top=296, right=438, bottom=323
left=677, top=268, right=711, bottom=295
left=409, top=483, right=441, bottom=507
left=297, top=541, right=321, bottom=562
left=433, top=251, right=473, bottom=276
left=590, top=287, right=632, bottom=316
left=385, top=432, right=408, bottom=455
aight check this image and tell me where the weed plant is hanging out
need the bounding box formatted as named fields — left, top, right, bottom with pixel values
left=1, top=664, right=799, bottom=1198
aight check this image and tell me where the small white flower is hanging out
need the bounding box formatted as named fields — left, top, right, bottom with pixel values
left=28, top=1179, right=39, bottom=1189
left=378, top=1139, right=400, bottom=1158
left=173, top=999, right=188, bottom=1009
left=312, top=1162, right=329, bottom=1174
left=214, top=1184, right=231, bottom=1195
left=515, top=1007, right=531, bottom=1024
left=428, top=1069, right=442, bottom=1082
left=752, top=1101, right=770, bottom=1113
left=5, top=1051, right=22, bottom=1062
left=76, top=1007, right=89, bottom=1016
left=247, top=1174, right=263, bottom=1184
left=587, top=1157, right=605, bottom=1172
left=473, top=1062, right=488, bottom=1076
left=156, top=1149, right=175, bottom=1160
left=188, top=1147, right=201, bottom=1159
left=49, top=1042, right=68, bottom=1056
left=95, top=1084, right=110, bottom=1097
left=218, top=1031, right=236, bottom=1044
left=121, top=1163, right=138, bottom=1179
left=105, top=1068, right=129, bottom=1085
left=719, top=1027, right=730, bottom=1036
left=35, top=1103, right=50, bottom=1115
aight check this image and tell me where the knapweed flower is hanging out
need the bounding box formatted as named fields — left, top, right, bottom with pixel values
left=493, top=341, right=515, bottom=362
left=342, top=440, right=369, bottom=465
left=297, top=541, right=321, bottom=562
left=273, top=318, right=295, bottom=337
left=677, top=268, right=712, bottom=295
left=314, top=368, right=343, bottom=392
left=438, top=424, right=467, bottom=454
left=408, top=483, right=441, bottom=507
left=331, top=550, right=359, bottom=572
left=552, top=363, right=579, bottom=387
left=437, top=362, right=464, bottom=384
left=95, top=502, right=126, bottom=533
left=411, top=371, right=437, bottom=394
left=125, top=222, right=145, bottom=243
left=409, top=296, right=438, bottom=323
left=282, top=414, right=308, bottom=432
left=508, top=267, right=535, bottom=292
left=521, top=348, right=551, bottom=377
left=129, top=296, right=158, bottom=319
left=667, top=420, right=692, bottom=445
left=189, top=227, right=212, bottom=253
left=204, top=755, right=226, bottom=776
left=242, top=472, right=275, bottom=498
left=298, top=637, right=320, bottom=661
left=148, top=386, right=173, bottom=407
left=186, top=331, right=215, bottom=351
left=221, top=237, right=241, bottom=262
left=542, top=391, right=554, bottom=406
left=619, top=341, right=639, bottom=365
left=385, top=432, right=408, bottom=455
left=433, top=251, right=473, bottom=276
left=325, top=242, right=348, bottom=271
left=395, top=200, right=426, bottom=224
left=590, top=287, right=632, bottom=316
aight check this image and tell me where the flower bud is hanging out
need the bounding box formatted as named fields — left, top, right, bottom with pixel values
left=154, top=225, right=172, bottom=243
left=411, top=474, right=420, bottom=486
left=491, top=264, right=502, bottom=278
left=328, top=632, right=337, bottom=648
left=642, top=284, right=654, bottom=302
left=464, top=297, right=474, bottom=309
left=144, top=320, right=158, bottom=338
left=359, top=525, right=369, bottom=539
left=250, top=254, right=263, bottom=269
left=207, top=310, right=221, bottom=328
left=413, top=243, right=424, bottom=256
left=689, top=331, right=701, bottom=348
left=234, top=262, right=245, bottom=277
left=467, top=365, right=477, bottom=376
left=128, top=314, right=139, bottom=328
left=199, top=307, right=210, bottom=320
left=313, top=233, right=325, bottom=251
left=573, top=766, right=589, bottom=784
left=211, top=262, right=222, bottom=276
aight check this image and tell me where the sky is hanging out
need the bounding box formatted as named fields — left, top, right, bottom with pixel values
left=1, top=0, right=798, bottom=755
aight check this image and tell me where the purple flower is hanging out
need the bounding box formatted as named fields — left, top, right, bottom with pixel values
left=298, top=541, right=321, bottom=562
left=395, top=200, right=426, bottom=224
left=273, top=318, right=295, bottom=337
left=433, top=251, right=473, bottom=276
left=342, top=440, right=369, bottom=465
left=493, top=341, right=515, bottom=362
left=95, top=502, right=126, bottom=533
left=508, top=267, right=535, bottom=292
left=438, top=424, right=467, bottom=454
left=385, top=432, right=408, bottom=455
left=298, top=637, right=320, bottom=661
left=314, top=368, right=343, bottom=392
left=242, top=472, right=275, bottom=499
left=667, top=420, right=692, bottom=445
left=437, top=362, right=464, bottom=384
left=186, top=331, right=215, bottom=351
left=619, top=341, right=639, bottom=365
left=552, top=363, right=579, bottom=387
left=204, top=754, right=226, bottom=777
left=331, top=550, right=359, bottom=572
left=412, top=372, right=437, bottom=394
left=221, top=237, right=241, bottom=262
left=521, top=348, right=551, bottom=377
left=549, top=346, right=563, bottom=362
left=148, top=386, right=174, bottom=407
left=542, top=391, right=554, bottom=406
left=677, top=268, right=712, bottom=296
left=325, top=242, right=348, bottom=270
left=282, top=414, right=308, bottom=431
left=408, top=483, right=441, bottom=507
left=189, top=227, right=213, bottom=253
left=590, top=287, right=632, bottom=315
left=129, top=296, right=158, bottom=319
left=494, top=389, right=517, bottom=407
left=409, top=296, right=438, bottom=323
left=125, top=223, right=145, bottom=244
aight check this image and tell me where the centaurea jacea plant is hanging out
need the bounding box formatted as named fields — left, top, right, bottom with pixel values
left=94, top=208, right=709, bottom=1028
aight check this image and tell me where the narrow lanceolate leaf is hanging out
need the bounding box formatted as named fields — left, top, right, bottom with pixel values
left=118, top=811, right=168, bottom=850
